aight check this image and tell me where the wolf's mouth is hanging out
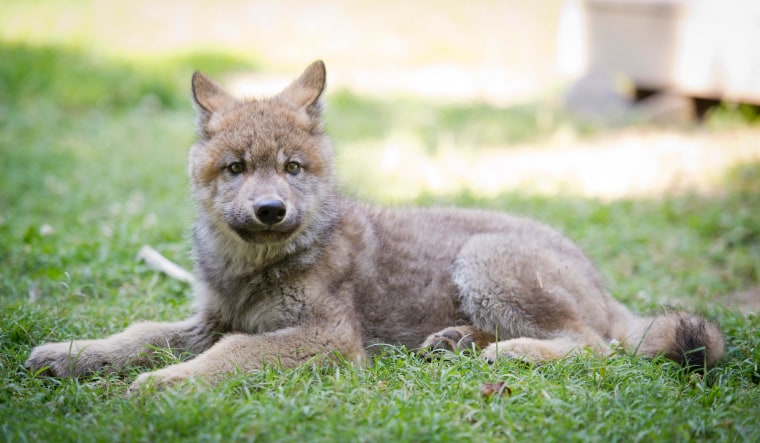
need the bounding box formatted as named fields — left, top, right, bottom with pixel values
left=230, top=225, right=297, bottom=244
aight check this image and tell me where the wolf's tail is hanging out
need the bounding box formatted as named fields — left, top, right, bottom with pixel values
left=625, top=311, right=725, bottom=369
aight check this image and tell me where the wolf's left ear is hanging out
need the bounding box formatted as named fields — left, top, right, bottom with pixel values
left=278, top=60, right=326, bottom=117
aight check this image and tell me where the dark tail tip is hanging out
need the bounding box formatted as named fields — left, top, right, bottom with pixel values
left=670, top=314, right=725, bottom=370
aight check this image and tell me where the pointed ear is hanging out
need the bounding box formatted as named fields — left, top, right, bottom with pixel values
left=192, top=71, right=235, bottom=112
left=191, top=71, right=236, bottom=135
left=278, top=60, right=326, bottom=115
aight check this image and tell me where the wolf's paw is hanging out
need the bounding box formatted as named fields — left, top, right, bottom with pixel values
left=422, top=328, right=474, bottom=351
left=25, top=341, right=111, bottom=377
left=417, top=327, right=480, bottom=360
left=481, top=342, right=526, bottom=364
left=128, top=364, right=194, bottom=394
left=480, top=338, right=555, bottom=366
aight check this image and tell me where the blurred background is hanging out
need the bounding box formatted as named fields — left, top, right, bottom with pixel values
left=1, top=0, right=758, bottom=310
left=2, top=0, right=759, bottom=200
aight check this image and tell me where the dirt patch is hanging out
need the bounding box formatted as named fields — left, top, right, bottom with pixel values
left=715, top=286, right=760, bottom=314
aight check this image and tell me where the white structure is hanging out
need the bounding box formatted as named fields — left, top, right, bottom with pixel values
left=560, top=0, right=760, bottom=104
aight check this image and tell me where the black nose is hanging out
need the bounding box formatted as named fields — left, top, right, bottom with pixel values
left=254, top=199, right=287, bottom=225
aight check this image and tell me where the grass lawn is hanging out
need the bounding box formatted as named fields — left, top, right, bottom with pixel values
left=2, top=39, right=760, bottom=443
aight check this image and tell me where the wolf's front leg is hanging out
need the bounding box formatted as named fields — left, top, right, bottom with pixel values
left=130, top=324, right=365, bottom=391
left=25, top=316, right=218, bottom=377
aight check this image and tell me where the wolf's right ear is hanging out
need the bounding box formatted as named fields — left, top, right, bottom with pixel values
left=191, top=71, right=236, bottom=134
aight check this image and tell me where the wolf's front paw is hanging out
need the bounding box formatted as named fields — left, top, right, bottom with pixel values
left=26, top=341, right=109, bottom=377
left=129, top=364, right=194, bottom=393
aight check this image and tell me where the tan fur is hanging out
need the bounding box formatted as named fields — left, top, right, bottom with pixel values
left=26, top=61, right=725, bottom=391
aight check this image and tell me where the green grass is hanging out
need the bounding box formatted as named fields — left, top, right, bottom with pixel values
left=1, top=42, right=759, bottom=442
left=4, top=347, right=760, bottom=442
left=327, top=89, right=584, bottom=149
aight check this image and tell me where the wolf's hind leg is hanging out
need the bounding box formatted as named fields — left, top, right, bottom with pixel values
left=418, top=325, right=496, bottom=356
left=481, top=331, right=612, bottom=365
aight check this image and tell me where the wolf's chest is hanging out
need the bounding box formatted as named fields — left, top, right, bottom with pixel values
left=207, top=276, right=307, bottom=334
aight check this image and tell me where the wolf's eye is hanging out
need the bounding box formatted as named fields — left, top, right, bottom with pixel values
left=228, top=162, right=245, bottom=174
left=285, top=161, right=301, bottom=175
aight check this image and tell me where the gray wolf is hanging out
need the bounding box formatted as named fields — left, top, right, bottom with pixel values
left=26, top=61, right=725, bottom=390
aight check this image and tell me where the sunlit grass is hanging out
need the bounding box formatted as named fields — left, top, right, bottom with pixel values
left=333, top=125, right=760, bottom=201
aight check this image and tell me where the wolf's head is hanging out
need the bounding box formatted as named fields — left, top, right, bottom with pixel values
left=188, top=61, right=337, bottom=247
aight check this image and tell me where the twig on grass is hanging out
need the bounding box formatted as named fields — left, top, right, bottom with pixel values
left=136, top=245, right=194, bottom=284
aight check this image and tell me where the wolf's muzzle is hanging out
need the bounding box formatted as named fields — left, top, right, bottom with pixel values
left=254, top=199, right=287, bottom=225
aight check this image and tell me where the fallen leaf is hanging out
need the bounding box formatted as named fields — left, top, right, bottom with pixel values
left=481, top=382, right=512, bottom=398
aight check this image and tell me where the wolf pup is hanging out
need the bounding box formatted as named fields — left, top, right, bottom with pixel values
left=26, top=61, right=724, bottom=390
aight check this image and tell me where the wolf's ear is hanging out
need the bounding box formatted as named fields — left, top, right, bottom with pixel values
left=192, top=71, right=235, bottom=113
left=191, top=71, right=236, bottom=134
left=278, top=60, right=326, bottom=117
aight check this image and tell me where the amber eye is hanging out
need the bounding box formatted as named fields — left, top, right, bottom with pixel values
left=285, top=161, right=301, bottom=175
left=228, top=162, right=245, bottom=174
